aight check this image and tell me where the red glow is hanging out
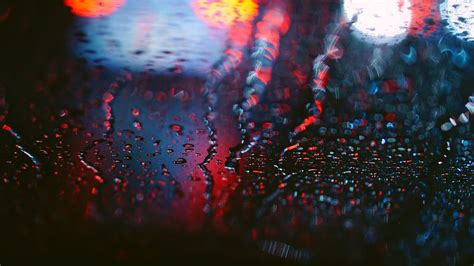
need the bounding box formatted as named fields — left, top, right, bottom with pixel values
left=314, top=100, right=323, bottom=113
left=246, top=94, right=259, bottom=108
left=383, top=80, right=400, bottom=93
left=228, top=21, right=253, bottom=47
left=64, top=0, right=126, bottom=17
left=0, top=7, right=11, bottom=22
left=286, top=143, right=300, bottom=152
left=409, top=0, right=439, bottom=36
left=255, top=7, right=290, bottom=45
left=255, top=66, right=273, bottom=85
left=294, top=115, right=318, bottom=134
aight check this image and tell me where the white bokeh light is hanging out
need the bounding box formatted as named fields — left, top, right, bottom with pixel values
left=343, top=0, right=412, bottom=45
left=440, top=0, right=474, bottom=41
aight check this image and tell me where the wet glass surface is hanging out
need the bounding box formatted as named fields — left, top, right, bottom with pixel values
left=0, top=0, right=473, bottom=265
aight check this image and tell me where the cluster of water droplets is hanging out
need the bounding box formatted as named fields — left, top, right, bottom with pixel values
left=226, top=0, right=290, bottom=172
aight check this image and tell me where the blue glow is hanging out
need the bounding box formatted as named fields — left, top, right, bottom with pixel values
left=369, top=82, right=379, bottom=95
left=452, top=49, right=470, bottom=68
left=400, top=46, right=417, bottom=65
left=71, top=0, right=228, bottom=76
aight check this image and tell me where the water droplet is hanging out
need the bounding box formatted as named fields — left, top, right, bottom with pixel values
left=170, top=124, right=183, bottom=134
left=174, top=158, right=187, bottom=164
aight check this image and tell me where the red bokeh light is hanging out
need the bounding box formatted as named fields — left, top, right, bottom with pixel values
left=64, top=0, right=126, bottom=18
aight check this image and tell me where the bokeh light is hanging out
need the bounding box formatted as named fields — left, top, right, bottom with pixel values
left=440, top=0, right=474, bottom=41
left=343, top=0, right=412, bottom=45
left=65, top=0, right=126, bottom=17
left=72, top=0, right=228, bottom=75
left=192, top=0, right=259, bottom=28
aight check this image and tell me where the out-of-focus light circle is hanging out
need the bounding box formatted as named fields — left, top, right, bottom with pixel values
left=192, top=0, right=259, bottom=28
left=73, top=0, right=229, bottom=76
left=440, top=0, right=474, bottom=41
left=65, top=0, right=126, bottom=17
left=343, top=0, right=412, bottom=45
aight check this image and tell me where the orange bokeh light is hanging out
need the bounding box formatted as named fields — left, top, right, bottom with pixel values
left=64, top=0, right=126, bottom=18
left=192, top=0, right=259, bottom=28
